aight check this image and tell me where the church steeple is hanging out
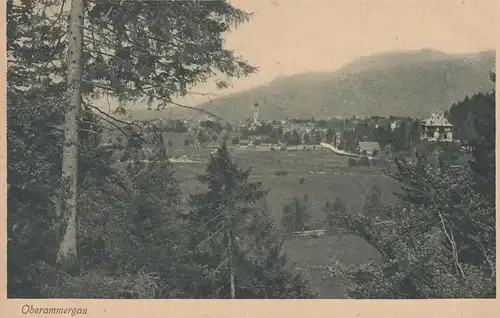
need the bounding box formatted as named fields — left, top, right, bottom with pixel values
left=253, top=100, right=259, bottom=125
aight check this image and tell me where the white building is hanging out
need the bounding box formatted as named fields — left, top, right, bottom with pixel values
left=252, top=101, right=259, bottom=125
left=420, top=112, right=453, bottom=142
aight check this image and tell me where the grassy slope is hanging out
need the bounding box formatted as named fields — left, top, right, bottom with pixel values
left=176, top=49, right=495, bottom=121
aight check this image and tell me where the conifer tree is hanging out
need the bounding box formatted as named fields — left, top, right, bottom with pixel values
left=362, top=185, right=383, bottom=219
left=14, top=0, right=258, bottom=267
left=187, top=142, right=313, bottom=298
left=282, top=195, right=311, bottom=232
left=323, top=197, right=348, bottom=232
left=326, top=128, right=335, bottom=144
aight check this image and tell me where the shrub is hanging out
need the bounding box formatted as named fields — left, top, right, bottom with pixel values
left=348, top=157, right=356, bottom=167
left=323, top=197, right=348, bottom=233
left=282, top=195, right=311, bottom=232
left=370, top=158, right=382, bottom=167
left=274, top=170, right=288, bottom=176
left=348, top=156, right=371, bottom=167
left=362, top=185, right=383, bottom=218
left=359, top=156, right=370, bottom=166
left=42, top=267, right=159, bottom=298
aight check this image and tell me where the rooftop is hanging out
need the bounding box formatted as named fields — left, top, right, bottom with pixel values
left=421, top=112, right=453, bottom=127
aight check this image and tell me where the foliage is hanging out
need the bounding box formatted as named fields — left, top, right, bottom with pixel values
left=348, top=156, right=371, bottom=167
left=7, top=0, right=69, bottom=297
left=391, top=118, right=418, bottom=151
left=323, top=197, right=348, bottom=232
left=236, top=240, right=316, bottom=299
left=375, top=123, right=393, bottom=149
left=162, top=119, right=189, bottom=133
left=196, top=130, right=210, bottom=144
left=468, top=91, right=495, bottom=199
left=326, top=128, right=335, bottom=144
left=200, top=121, right=224, bottom=134
left=81, top=0, right=257, bottom=107
left=282, top=195, right=311, bottom=232
left=322, top=86, right=496, bottom=298
left=313, top=130, right=322, bottom=144
left=303, top=132, right=310, bottom=145
left=362, top=185, right=384, bottom=219
left=325, top=160, right=495, bottom=298
left=274, top=170, right=289, bottom=176
left=36, top=264, right=159, bottom=299
left=448, top=93, right=491, bottom=142
left=7, top=0, right=261, bottom=298
left=288, top=130, right=302, bottom=146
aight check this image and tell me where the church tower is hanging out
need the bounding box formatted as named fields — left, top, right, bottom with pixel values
left=253, top=100, right=259, bottom=125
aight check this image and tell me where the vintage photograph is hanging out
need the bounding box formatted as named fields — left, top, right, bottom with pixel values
left=6, top=0, right=496, bottom=299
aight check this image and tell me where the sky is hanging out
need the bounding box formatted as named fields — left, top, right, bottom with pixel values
left=98, top=0, right=498, bottom=110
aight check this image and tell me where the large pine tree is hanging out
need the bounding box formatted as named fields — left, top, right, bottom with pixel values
left=7, top=0, right=258, bottom=296
left=186, top=142, right=314, bottom=298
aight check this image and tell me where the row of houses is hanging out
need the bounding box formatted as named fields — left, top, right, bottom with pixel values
left=204, top=111, right=455, bottom=153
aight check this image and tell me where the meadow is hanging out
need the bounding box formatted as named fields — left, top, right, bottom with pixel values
left=173, top=146, right=401, bottom=297
left=176, top=148, right=400, bottom=228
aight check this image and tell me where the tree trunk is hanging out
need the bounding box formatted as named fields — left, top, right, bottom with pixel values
left=228, top=229, right=236, bottom=299
left=58, top=0, right=85, bottom=266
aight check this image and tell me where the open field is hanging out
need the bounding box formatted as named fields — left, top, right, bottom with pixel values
left=176, top=148, right=401, bottom=229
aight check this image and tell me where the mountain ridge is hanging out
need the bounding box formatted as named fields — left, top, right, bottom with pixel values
left=128, top=49, right=495, bottom=121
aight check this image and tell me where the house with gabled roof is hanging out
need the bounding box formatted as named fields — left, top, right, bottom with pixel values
left=420, top=112, right=454, bottom=142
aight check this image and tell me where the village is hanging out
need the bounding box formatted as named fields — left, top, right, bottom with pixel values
left=131, top=100, right=459, bottom=168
